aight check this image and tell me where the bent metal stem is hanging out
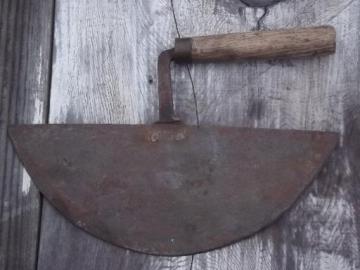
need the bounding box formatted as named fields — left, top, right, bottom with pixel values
left=157, top=26, right=335, bottom=123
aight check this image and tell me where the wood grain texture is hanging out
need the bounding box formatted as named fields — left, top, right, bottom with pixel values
left=37, top=1, right=192, bottom=269
left=177, top=26, right=335, bottom=61
left=0, top=0, right=54, bottom=269
left=172, top=0, right=360, bottom=269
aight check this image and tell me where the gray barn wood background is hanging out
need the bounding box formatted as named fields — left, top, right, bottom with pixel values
left=1, top=0, right=360, bottom=269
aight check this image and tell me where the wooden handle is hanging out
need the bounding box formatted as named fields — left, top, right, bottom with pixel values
left=173, top=26, right=336, bottom=61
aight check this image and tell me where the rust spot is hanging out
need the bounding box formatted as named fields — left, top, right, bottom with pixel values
left=149, top=131, right=160, bottom=143
left=175, top=132, right=185, bottom=141
left=145, top=126, right=188, bottom=142
left=61, top=157, right=72, bottom=168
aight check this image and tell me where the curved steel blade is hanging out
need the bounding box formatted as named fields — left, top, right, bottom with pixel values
left=9, top=124, right=338, bottom=255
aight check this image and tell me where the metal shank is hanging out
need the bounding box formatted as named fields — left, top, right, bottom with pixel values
left=158, top=49, right=177, bottom=123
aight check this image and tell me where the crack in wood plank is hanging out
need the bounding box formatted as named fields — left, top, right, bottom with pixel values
left=170, top=0, right=200, bottom=127
left=256, top=7, right=269, bottom=30
left=326, top=0, right=356, bottom=22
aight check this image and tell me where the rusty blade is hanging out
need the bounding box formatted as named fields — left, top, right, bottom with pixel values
left=9, top=124, right=338, bottom=255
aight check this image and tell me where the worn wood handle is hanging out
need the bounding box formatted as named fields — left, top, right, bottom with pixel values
left=174, top=26, right=336, bottom=61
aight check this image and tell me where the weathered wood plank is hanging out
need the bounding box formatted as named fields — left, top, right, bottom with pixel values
left=37, top=1, right=192, bottom=269
left=171, top=0, right=360, bottom=269
left=37, top=0, right=360, bottom=269
left=0, top=0, right=54, bottom=269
